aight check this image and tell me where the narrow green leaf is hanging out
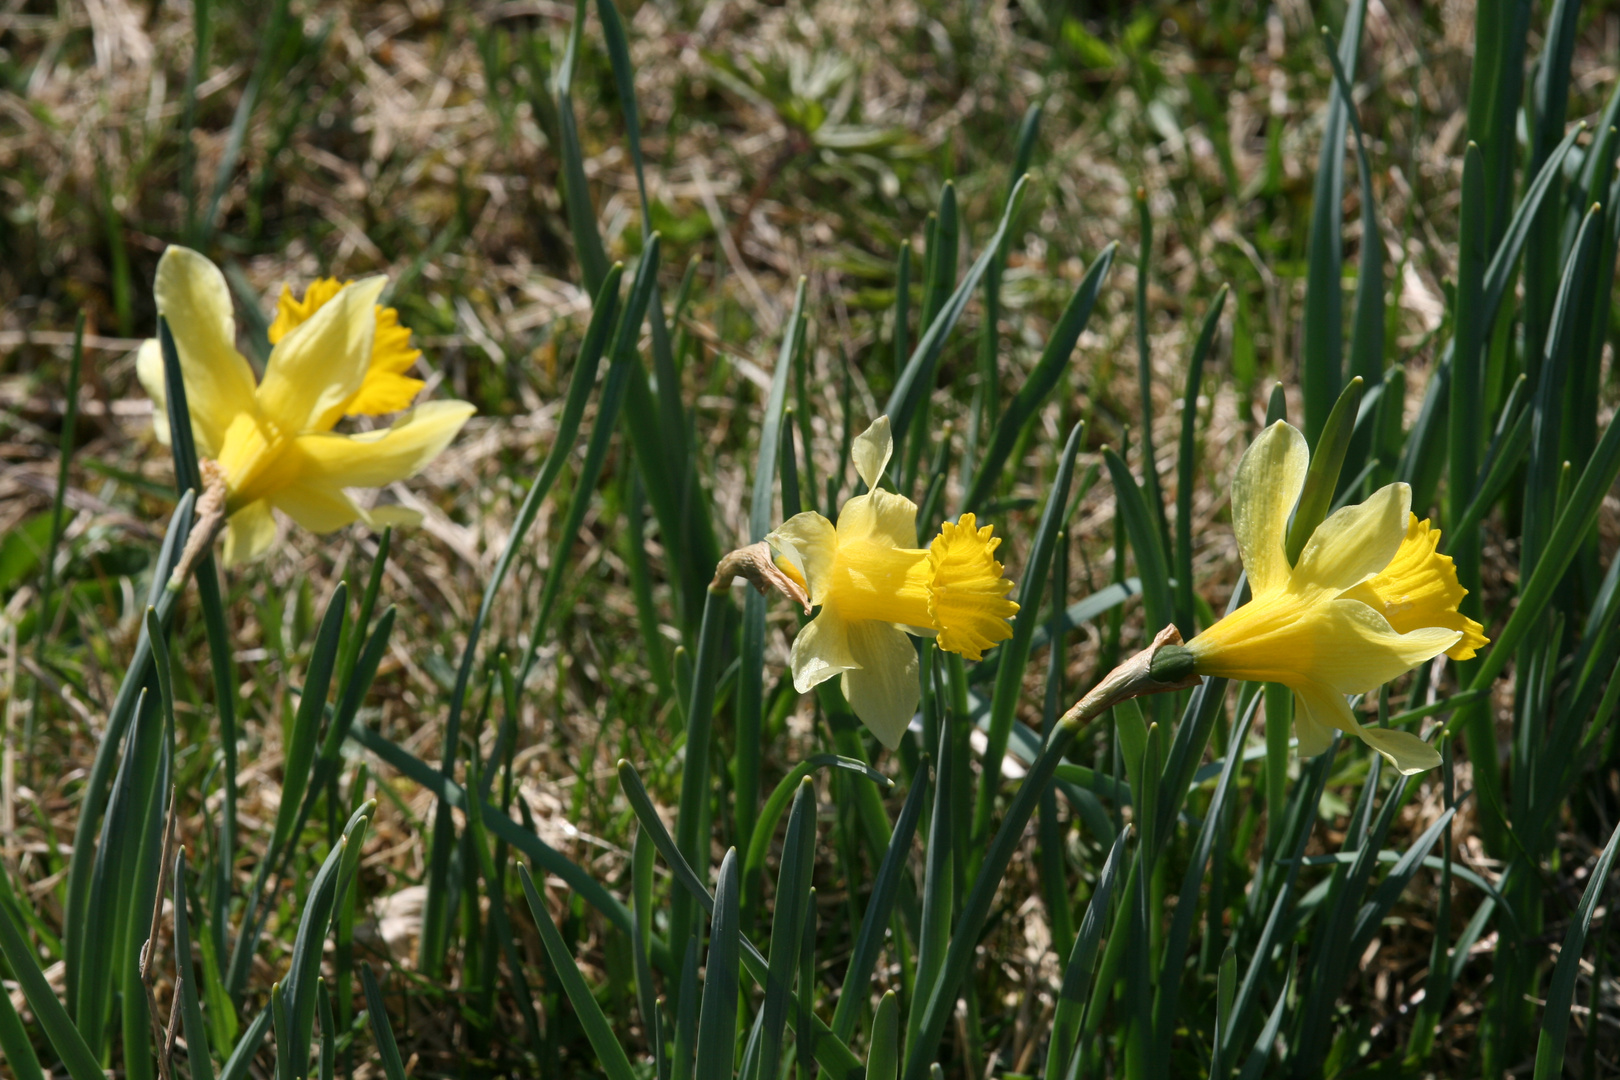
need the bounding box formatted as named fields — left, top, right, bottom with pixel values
left=964, top=246, right=1115, bottom=513
left=173, top=849, right=215, bottom=1080
left=1103, top=448, right=1174, bottom=633
left=1285, top=376, right=1364, bottom=561
left=1532, top=820, right=1620, bottom=1079
left=973, top=421, right=1083, bottom=846
left=520, top=864, right=640, bottom=1080
left=830, top=764, right=929, bottom=1042
left=1235, top=947, right=1295, bottom=1080
left=757, top=780, right=816, bottom=1072
left=1300, top=0, right=1369, bottom=444
left=694, top=850, right=742, bottom=1080
left=1175, top=287, right=1227, bottom=635
left=903, top=713, right=1085, bottom=1080
left=359, top=965, right=406, bottom=1080
left=867, top=991, right=901, bottom=1080
left=1047, top=825, right=1130, bottom=1080
left=885, top=176, right=1030, bottom=464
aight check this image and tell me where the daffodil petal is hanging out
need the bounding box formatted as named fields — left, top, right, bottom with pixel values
left=836, top=489, right=919, bottom=549
left=1353, top=724, right=1442, bottom=775
left=151, top=246, right=260, bottom=458
left=1293, top=681, right=1350, bottom=758
left=1295, top=482, right=1411, bottom=593
left=840, top=620, right=919, bottom=749
left=293, top=401, right=475, bottom=490
left=851, top=415, right=893, bottom=490
left=256, top=276, right=387, bottom=432
left=767, top=511, right=838, bottom=606
left=221, top=500, right=277, bottom=566
left=270, top=482, right=363, bottom=534
left=1232, top=420, right=1307, bottom=598
left=362, top=505, right=425, bottom=529
left=135, top=339, right=172, bottom=447
left=1311, top=599, right=1462, bottom=694
left=789, top=606, right=858, bottom=694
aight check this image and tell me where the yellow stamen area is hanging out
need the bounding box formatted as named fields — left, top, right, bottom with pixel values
left=270, top=277, right=425, bottom=418
left=928, top=514, right=1019, bottom=660
left=1342, top=514, right=1488, bottom=661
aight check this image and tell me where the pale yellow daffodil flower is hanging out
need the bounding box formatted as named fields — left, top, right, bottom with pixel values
left=766, top=416, right=1019, bottom=748
left=136, top=246, right=474, bottom=565
left=1183, top=420, right=1489, bottom=774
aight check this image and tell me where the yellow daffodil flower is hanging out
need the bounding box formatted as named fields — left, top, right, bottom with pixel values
left=136, top=246, right=474, bottom=565
left=1181, top=420, right=1488, bottom=774
left=766, top=416, right=1019, bottom=748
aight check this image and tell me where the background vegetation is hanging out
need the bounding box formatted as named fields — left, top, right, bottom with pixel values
left=5, top=0, right=1620, bottom=1076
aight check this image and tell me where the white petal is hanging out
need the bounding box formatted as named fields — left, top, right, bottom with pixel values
left=1310, top=600, right=1462, bottom=695
left=851, top=415, right=894, bottom=490
left=293, top=401, right=475, bottom=490
left=1354, top=724, right=1442, bottom=775
left=135, top=339, right=172, bottom=447
left=840, top=620, right=919, bottom=750
left=1295, top=482, right=1411, bottom=593
left=152, top=247, right=260, bottom=457
left=221, top=500, right=277, bottom=566
left=1293, top=681, right=1351, bottom=758
left=789, top=607, right=857, bottom=694
left=835, top=488, right=918, bottom=549
left=766, top=512, right=838, bottom=606
left=256, top=276, right=386, bottom=432
left=1232, top=421, right=1308, bottom=599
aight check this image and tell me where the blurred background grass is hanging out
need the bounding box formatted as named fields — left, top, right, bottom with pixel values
left=6, top=0, right=1620, bottom=1076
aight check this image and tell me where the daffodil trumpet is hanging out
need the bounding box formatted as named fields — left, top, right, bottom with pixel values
left=1163, top=420, right=1489, bottom=775
left=764, top=416, right=1020, bottom=748
left=138, top=246, right=474, bottom=565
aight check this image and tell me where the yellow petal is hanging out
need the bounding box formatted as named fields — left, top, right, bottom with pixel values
left=1294, top=482, right=1411, bottom=593
left=216, top=411, right=302, bottom=510
left=836, top=488, right=919, bottom=550
left=927, top=513, right=1018, bottom=661
left=1292, top=683, right=1343, bottom=758
left=767, top=512, right=838, bottom=606
left=135, top=339, right=172, bottom=447
left=256, top=276, right=387, bottom=432
left=1232, top=420, right=1307, bottom=598
left=1344, top=515, right=1490, bottom=661
left=789, top=606, right=857, bottom=693
left=268, top=278, right=347, bottom=344
left=293, top=400, right=475, bottom=489
left=1354, top=724, right=1442, bottom=775
left=221, top=500, right=277, bottom=566
left=1311, top=599, right=1461, bottom=695
left=272, top=281, right=425, bottom=422
left=338, top=370, right=425, bottom=421
left=840, top=620, right=919, bottom=749
left=362, top=505, right=425, bottom=530
left=270, top=482, right=362, bottom=534
left=851, top=415, right=893, bottom=491
left=152, top=246, right=260, bottom=458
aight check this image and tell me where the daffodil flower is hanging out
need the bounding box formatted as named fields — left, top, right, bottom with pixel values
left=766, top=416, right=1019, bottom=748
left=1181, top=420, right=1488, bottom=774
left=137, top=246, right=474, bottom=565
